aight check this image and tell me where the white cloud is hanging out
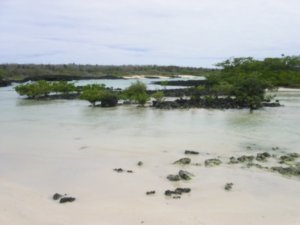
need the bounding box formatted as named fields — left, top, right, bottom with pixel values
left=0, top=0, right=299, bottom=67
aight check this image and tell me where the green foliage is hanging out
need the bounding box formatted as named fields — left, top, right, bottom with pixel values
left=152, top=91, right=164, bottom=102
left=51, top=81, right=76, bottom=94
left=211, top=81, right=233, bottom=97
left=0, top=64, right=212, bottom=81
left=123, top=81, right=149, bottom=106
left=99, top=91, right=119, bottom=107
left=190, top=85, right=206, bottom=102
left=231, top=73, right=272, bottom=109
left=160, top=80, right=169, bottom=87
left=15, top=80, right=51, bottom=98
left=15, top=80, right=78, bottom=98
left=135, top=93, right=149, bottom=106
left=216, top=56, right=300, bottom=87
left=80, top=84, right=106, bottom=107
left=80, top=84, right=118, bottom=107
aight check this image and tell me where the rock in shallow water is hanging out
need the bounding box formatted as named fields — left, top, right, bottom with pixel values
left=178, top=170, right=193, bottom=180
left=228, top=157, right=239, bottom=164
left=174, top=158, right=191, bottom=165
left=256, top=152, right=271, bottom=162
left=167, top=174, right=181, bottom=181
left=279, top=153, right=300, bottom=164
left=237, top=155, right=254, bottom=163
left=205, top=158, right=222, bottom=167
left=271, top=166, right=300, bottom=176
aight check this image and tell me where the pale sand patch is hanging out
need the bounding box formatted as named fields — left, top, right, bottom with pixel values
left=1, top=148, right=300, bottom=225
left=123, top=75, right=168, bottom=79
left=122, top=74, right=201, bottom=79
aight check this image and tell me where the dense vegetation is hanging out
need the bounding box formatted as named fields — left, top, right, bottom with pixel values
left=15, top=81, right=77, bottom=99
left=0, top=64, right=214, bottom=82
left=214, top=56, right=300, bottom=87
left=14, top=80, right=151, bottom=107
left=177, top=56, right=299, bottom=109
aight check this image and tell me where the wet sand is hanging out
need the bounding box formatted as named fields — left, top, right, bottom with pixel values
left=1, top=147, right=300, bottom=225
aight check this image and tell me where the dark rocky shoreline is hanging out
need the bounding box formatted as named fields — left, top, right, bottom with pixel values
left=152, top=98, right=281, bottom=110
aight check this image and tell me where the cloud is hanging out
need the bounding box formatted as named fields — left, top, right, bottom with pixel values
left=0, top=0, right=299, bottom=67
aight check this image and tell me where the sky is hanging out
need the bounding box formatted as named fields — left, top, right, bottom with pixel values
left=0, top=0, right=299, bottom=67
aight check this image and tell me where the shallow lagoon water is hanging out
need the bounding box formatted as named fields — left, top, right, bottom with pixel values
left=0, top=81, right=300, bottom=225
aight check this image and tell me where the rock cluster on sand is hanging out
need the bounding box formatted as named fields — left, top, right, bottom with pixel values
left=165, top=188, right=191, bottom=198
left=113, top=168, right=133, bottom=173
left=146, top=191, right=156, bottom=195
left=52, top=193, right=76, bottom=204
left=224, top=183, right=234, bottom=191
left=167, top=170, right=193, bottom=181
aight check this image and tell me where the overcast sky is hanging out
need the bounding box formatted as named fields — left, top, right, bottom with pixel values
left=0, top=0, right=299, bottom=67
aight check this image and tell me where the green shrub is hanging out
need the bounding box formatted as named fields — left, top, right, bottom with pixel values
left=123, top=81, right=149, bottom=106
left=51, top=81, right=76, bottom=94
left=15, top=80, right=51, bottom=98
left=80, top=84, right=118, bottom=107
left=152, top=91, right=164, bottom=102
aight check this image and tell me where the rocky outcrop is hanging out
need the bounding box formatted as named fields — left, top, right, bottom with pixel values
left=0, top=80, right=11, bottom=87
left=52, top=193, right=76, bottom=204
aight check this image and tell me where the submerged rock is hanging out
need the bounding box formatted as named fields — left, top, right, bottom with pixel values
left=246, top=163, right=267, bottom=169
left=256, top=152, right=271, bottom=162
left=205, top=158, right=222, bottom=167
left=185, top=150, right=199, bottom=155
left=237, top=155, right=254, bottom=163
left=224, top=183, right=233, bottom=191
left=167, top=174, right=181, bottom=181
left=279, top=156, right=294, bottom=164
left=174, top=158, right=191, bottom=165
left=228, top=157, right=239, bottom=164
left=279, top=153, right=299, bottom=164
left=59, top=197, right=76, bottom=204
left=271, top=166, right=300, bottom=177
left=288, top=153, right=300, bottom=158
